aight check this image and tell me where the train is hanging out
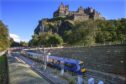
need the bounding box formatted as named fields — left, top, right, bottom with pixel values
left=22, top=51, right=86, bottom=75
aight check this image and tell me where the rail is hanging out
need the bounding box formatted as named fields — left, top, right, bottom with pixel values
left=32, top=68, right=56, bottom=84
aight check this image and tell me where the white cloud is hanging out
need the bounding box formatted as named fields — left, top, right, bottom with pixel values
left=9, top=33, right=21, bottom=42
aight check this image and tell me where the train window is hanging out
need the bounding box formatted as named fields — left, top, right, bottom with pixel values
left=48, top=59, right=53, bottom=62
left=64, top=63, right=74, bottom=68
left=79, top=63, right=84, bottom=68
left=52, top=59, right=55, bottom=63
left=57, top=60, right=60, bottom=64
left=53, top=59, right=57, bottom=64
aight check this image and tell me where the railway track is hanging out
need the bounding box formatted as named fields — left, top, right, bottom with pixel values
left=31, top=68, right=56, bottom=84
left=16, top=54, right=68, bottom=84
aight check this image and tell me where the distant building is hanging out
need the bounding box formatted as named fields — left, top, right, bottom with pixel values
left=53, top=3, right=105, bottom=21
left=34, top=3, right=105, bottom=35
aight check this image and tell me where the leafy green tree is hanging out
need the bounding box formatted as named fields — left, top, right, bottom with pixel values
left=0, top=21, right=9, bottom=51
left=65, top=20, right=96, bottom=46
left=32, top=18, right=126, bottom=46
left=63, top=30, right=72, bottom=43
left=20, top=41, right=28, bottom=47
left=117, top=34, right=126, bottom=43
left=29, top=34, right=39, bottom=46
left=46, top=33, right=63, bottom=46
left=58, top=20, right=74, bottom=37
left=29, top=32, right=63, bottom=47
left=10, top=38, right=20, bottom=47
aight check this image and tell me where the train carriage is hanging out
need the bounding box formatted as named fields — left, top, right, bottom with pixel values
left=48, top=56, right=86, bottom=75
left=23, top=51, right=86, bottom=75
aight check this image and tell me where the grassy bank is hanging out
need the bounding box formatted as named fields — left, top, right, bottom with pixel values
left=0, top=54, right=9, bottom=84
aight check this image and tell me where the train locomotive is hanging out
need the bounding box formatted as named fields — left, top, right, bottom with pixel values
left=22, top=51, right=86, bottom=75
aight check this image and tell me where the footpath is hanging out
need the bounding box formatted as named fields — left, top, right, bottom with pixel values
left=8, top=53, right=49, bottom=84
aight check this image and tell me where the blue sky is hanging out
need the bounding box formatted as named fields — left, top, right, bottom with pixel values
left=0, top=0, right=126, bottom=42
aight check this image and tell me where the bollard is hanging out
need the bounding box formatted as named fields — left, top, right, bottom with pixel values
left=60, top=61, right=64, bottom=75
left=60, top=68, right=64, bottom=75
left=98, top=81, right=104, bottom=84
left=88, top=78, right=94, bottom=84
left=77, top=75, right=83, bottom=84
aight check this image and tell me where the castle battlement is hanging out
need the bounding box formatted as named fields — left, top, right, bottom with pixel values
left=53, top=3, right=105, bottom=21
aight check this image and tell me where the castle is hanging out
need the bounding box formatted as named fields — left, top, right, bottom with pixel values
left=34, top=3, right=105, bottom=35
left=53, top=3, right=104, bottom=21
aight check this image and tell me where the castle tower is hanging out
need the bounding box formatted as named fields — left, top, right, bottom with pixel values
left=59, top=2, right=65, bottom=14
left=65, top=5, right=69, bottom=15
left=53, top=3, right=104, bottom=20
left=89, top=7, right=94, bottom=13
left=78, top=6, right=84, bottom=14
left=53, top=3, right=69, bottom=17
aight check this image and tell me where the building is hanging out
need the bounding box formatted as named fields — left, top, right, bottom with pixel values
left=53, top=3, right=105, bottom=21
left=34, top=3, right=105, bottom=35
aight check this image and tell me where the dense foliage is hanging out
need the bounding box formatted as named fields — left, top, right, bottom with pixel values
left=64, top=19, right=126, bottom=46
left=0, top=21, right=10, bottom=51
left=32, top=18, right=126, bottom=47
left=10, top=38, right=28, bottom=47
left=29, top=32, right=63, bottom=47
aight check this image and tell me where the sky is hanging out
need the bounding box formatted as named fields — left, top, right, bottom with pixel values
left=0, top=0, right=126, bottom=42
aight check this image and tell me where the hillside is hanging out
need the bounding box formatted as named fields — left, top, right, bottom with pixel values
left=30, top=18, right=126, bottom=47
left=30, top=3, right=126, bottom=47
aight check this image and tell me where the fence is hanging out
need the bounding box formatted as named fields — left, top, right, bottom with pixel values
left=0, top=50, right=9, bottom=84
left=0, top=50, right=7, bottom=56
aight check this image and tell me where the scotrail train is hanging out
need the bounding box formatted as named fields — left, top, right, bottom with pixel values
left=22, top=51, right=86, bottom=75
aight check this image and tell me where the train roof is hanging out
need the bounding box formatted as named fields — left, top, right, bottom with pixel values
left=50, top=56, right=83, bottom=64
left=25, top=51, right=83, bottom=64
left=26, top=52, right=42, bottom=56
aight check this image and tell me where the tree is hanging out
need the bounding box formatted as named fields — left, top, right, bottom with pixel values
left=63, top=30, right=72, bottom=43
left=29, top=32, right=63, bottom=47
left=117, top=34, right=126, bottom=43
left=0, top=21, right=9, bottom=51
left=32, top=18, right=126, bottom=46
left=95, top=31, right=111, bottom=43
left=46, top=33, right=63, bottom=46
left=65, top=20, right=96, bottom=46
left=10, top=38, right=19, bottom=47
left=29, top=34, right=39, bottom=46
left=20, top=41, right=28, bottom=47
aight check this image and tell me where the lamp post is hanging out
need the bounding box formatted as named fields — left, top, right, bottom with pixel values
left=43, top=51, right=51, bottom=70
left=43, top=47, right=47, bottom=70
left=42, top=22, right=47, bottom=70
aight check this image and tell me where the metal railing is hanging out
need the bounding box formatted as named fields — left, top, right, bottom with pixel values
left=0, top=50, right=7, bottom=56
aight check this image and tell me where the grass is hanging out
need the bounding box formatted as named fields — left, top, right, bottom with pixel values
left=0, top=54, right=8, bottom=84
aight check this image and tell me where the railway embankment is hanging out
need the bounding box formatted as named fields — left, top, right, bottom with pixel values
left=49, top=45, right=126, bottom=84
